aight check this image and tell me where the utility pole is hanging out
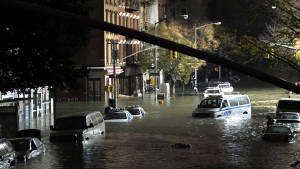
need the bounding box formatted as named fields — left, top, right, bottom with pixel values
left=113, top=40, right=118, bottom=108
left=154, top=22, right=158, bottom=103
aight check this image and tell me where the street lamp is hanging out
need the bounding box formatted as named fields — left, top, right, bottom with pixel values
left=154, top=18, right=167, bottom=103
left=194, top=22, right=221, bottom=86
left=194, top=22, right=221, bottom=48
left=153, top=15, right=189, bottom=102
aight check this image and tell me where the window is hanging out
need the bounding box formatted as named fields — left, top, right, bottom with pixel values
left=181, top=8, right=187, bottom=15
left=199, top=99, right=222, bottom=108
left=229, top=99, right=238, bottom=107
left=119, top=15, right=121, bottom=26
left=55, top=117, right=87, bottom=130
left=126, top=17, right=128, bottom=27
left=133, top=19, right=135, bottom=29
left=105, top=9, right=109, bottom=22
left=238, top=96, right=249, bottom=105
left=110, top=10, right=113, bottom=24
left=88, top=79, right=101, bottom=101
left=114, top=12, right=118, bottom=25
left=222, top=100, right=229, bottom=108
left=106, top=39, right=109, bottom=64
left=122, top=16, right=125, bottom=26
left=105, top=113, right=127, bottom=120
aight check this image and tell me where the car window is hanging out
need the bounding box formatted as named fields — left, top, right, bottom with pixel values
left=199, top=99, right=222, bottom=108
left=0, top=143, right=8, bottom=156
left=222, top=100, right=229, bottom=108
left=206, top=90, right=220, bottom=94
left=10, top=139, right=30, bottom=151
left=96, top=113, right=104, bottom=123
left=229, top=99, right=238, bottom=107
left=278, top=113, right=299, bottom=119
left=31, top=140, right=37, bottom=150
left=105, top=113, right=127, bottom=120
left=128, top=109, right=140, bottom=115
left=267, top=126, right=291, bottom=134
left=33, top=138, right=41, bottom=148
left=278, top=100, right=300, bottom=112
left=5, top=142, right=13, bottom=153
left=55, top=117, right=87, bottom=130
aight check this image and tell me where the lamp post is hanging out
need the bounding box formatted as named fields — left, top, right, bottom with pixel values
left=154, top=18, right=167, bottom=103
left=112, top=40, right=118, bottom=108
left=194, top=22, right=221, bottom=85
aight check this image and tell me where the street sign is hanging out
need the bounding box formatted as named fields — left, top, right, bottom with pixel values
left=106, top=68, right=124, bottom=75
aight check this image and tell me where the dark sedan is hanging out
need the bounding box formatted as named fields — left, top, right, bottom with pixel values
left=262, top=125, right=296, bottom=142
left=8, top=137, right=45, bottom=162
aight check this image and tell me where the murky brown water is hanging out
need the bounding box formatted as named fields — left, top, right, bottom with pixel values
left=14, top=91, right=300, bottom=169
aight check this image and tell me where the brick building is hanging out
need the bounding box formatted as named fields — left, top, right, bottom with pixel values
left=57, top=0, right=141, bottom=102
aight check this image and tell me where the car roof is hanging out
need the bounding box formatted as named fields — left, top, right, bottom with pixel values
left=279, top=112, right=299, bottom=115
left=8, top=137, right=32, bottom=141
left=279, top=98, right=300, bottom=101
left=268, top=124, right=292, bottom=128
left=206, top=87, right=220, bottom=90
left=57, top=111, right=101, bottom=119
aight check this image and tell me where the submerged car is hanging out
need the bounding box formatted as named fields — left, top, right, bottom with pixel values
left=126, top=106, right=146, bottom=117
left=262, top=125, right=296, bottom=142
left=50, top=111, right=105, bottom=143
left=104, top=109, right=133, bottom=122
left=8, top=137, right=45, bottom=161
left=274, top=112, right=300, bottom=133
left=0, top=139, right=16, bottom=167
left=203, top=87, right=224, bottom=98
left=275, top=98, right=300, bottom=116
left=217, top=82, right=234, bottom=93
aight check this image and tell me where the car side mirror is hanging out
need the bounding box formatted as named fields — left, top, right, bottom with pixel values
left=50, top=125, right=54, bottom=130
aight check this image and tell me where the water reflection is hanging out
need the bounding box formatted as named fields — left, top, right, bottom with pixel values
left=12, top=94, right=300, bottom=169
left=17, top=100, right=52, bottom=133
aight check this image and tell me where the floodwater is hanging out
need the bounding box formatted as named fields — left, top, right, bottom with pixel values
left=15, top=88, right=300, bottom=169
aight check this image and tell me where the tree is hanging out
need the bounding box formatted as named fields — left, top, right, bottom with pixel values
left=140, top=22, right=205, bottom=95
left=207, top=0, right=300, bottom=80
left=0, top=0, right=92, bottom=93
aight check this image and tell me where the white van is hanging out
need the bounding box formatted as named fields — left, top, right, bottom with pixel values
left=50, top=111, right=105, bottom=143
left=192, top=93, right=251, bottom=118
left=275, top=98, right=300, bottom=116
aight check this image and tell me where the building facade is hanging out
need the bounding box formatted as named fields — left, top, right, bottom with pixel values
left=57, top=0, right=141, bottom=102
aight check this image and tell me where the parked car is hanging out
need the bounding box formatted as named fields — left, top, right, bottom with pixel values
left=50, top=111, right=105, bottom=143
left=8, top=137, right=45, bottom=162
left=203, top=87, right=224, bottom=98
left=217, top=82, right=234, bottom=93
left=104, top=109, right=133, bottom=122
left=0, top=139, right=16, bottom=167
left=126, top=106, right=146, bottom=117
left=262, top=125, right=296, bottom=142
left=275, top=98, right=300, bottom=116
left=16, top=129, right=41, bottom=140
left=273, top=112, right=300, bottom=133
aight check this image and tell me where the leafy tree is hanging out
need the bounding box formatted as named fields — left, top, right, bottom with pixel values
left=0, top=0, right=92, bottom=94
left=140, top=22, right=205, bottom=94
left=207, top=0, right=300, bottom=79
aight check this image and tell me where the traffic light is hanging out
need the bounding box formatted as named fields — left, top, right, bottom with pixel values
left=265, top=48, right=274, bottom=59
left=214, top=67, right=219, bottom=72
left=169, top=50, right=178, bottom=59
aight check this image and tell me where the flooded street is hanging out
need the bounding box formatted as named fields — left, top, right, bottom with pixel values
left=15, top=88, right=300, bottom=169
